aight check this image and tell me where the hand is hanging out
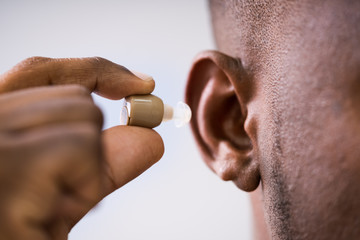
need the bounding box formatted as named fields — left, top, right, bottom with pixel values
left=0, top=57, right=164, bottom=240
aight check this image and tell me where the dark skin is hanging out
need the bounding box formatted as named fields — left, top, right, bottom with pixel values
left=186, top=0, right=360, bottom=239
left=1, top=0, right=359, bottom=239
left=0, top=57, right=164, bottom=239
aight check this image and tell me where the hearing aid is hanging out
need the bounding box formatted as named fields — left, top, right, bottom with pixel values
left=120, top=94, right=192, bottom=128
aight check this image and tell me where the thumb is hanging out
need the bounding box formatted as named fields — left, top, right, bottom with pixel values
left=63, top=126, right=164, bottom=230
left=101, top=126, right=164, bottom=196
left=0, top=57, right=154, bottom=99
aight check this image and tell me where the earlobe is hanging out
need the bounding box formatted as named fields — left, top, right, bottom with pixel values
left=185, top=50, right=260, bottom=192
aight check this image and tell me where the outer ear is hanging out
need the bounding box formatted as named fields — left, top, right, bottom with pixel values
left=185, top=50, right=260, bottom=192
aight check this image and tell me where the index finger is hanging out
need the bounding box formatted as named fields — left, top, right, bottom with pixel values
left=0, top=57, right=155, bottom=99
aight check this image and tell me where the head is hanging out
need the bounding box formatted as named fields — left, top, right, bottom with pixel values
left=185, top=0, right=360, bottom=239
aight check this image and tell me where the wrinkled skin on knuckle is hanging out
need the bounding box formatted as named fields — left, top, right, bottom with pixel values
left=18, top=56, right=52, bottom=69
left=90, top=56, right=130, bottom=73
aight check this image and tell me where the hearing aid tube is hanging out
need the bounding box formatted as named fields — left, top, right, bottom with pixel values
left=119, top=94, right=192, bottom=128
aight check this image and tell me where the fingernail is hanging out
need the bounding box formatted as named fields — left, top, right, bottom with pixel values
left=131, top=71, right=153, bottom=81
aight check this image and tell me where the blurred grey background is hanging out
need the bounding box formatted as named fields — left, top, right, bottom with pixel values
left=0, top=1, right=252, bottom=239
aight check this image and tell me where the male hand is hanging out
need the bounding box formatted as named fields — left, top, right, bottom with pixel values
left=0, top=57, right=164, bottom=240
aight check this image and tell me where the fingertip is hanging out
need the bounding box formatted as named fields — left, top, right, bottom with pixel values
left=93, top=63, right=156, bottom=99
left=131, top=126, right=164, bottom=165
left=149, top=128, right=165, bottom=161
left=101, top=126, right=164, bottom=188
left=131, top=71, right=154, bottom=82
left=103, top=126, right=164, bottom=163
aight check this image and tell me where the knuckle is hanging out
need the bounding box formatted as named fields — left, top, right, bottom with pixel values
left=87, top=56, right=110, bottom=69
left=92, top=56, right=107, bottom=63
left=19, top=56, right=51, bottom=69
left=88, top=56, right=129, bottom=73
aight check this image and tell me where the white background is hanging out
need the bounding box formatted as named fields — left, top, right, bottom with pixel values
left=0, top=1, right=252, bottom=239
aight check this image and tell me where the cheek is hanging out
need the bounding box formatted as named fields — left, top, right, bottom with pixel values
left=261, top=77, right=360, bottom=238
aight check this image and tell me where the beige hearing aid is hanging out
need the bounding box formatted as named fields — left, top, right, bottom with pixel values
left=120, top=94, right=192, bottom=128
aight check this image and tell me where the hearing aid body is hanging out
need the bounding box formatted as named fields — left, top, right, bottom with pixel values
left=120, top=94, right=191, bottom=128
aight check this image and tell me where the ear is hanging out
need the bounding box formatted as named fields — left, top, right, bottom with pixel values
left=185, top=50, right=260, bottom=192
